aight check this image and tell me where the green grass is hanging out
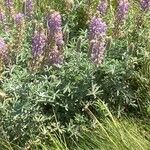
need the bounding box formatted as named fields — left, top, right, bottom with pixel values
left=75, top=101, right=150, bottom=150
left=1, top=101, right=149, bottom=150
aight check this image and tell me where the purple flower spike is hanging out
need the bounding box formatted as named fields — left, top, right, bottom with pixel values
left=14, top=13, right=24, bottom=25
left=47, top=11, right=64, bottom=67
left=47, top=11, right=62, bottom=33
left=116, top=0, right=129, bottom=23
left=49, top=46, right=64, bottom=68
left=25, top=0, right=34, bottom=17
left=89, top=16, right=107, bottom=40
left=91, top=41, right=106, bottom=65
left=89, top=15, right=107, bottom=65
left=0, top=11, right=6, bottom=23
left=140, top=0, right=150, bottom=11
left=0, top=38, right=8, bottom=62
left=5, top=0, right=14, bottom=11
left=55, top=32, right=64, bottom=47
left=32, top=30, right=47, bottom=58
left=47, top=11, right=64, bottom=47
left=97, top=0, right=108, bottom=16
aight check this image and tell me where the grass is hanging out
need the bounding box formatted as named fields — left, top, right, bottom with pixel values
left=0, top=101, right=149, bottom=150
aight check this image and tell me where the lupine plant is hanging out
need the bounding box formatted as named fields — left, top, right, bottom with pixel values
left=13, top=13, right=24, bottom=25
left=4, top=0, right=14, bottom=15
left=97, top=0, right=108, bottom=16
left=0, top=9, right=6, bottom=23
left=116, top=0, right=129, bottom=23
left=0, top=38, right=8, bottom=63
left=47, top=11, right=64, bottom=67
left=89, top=15, right=107, bottom=65
left=0, top=0, right=150, bottom=148
left=140, top=0, right=150, bottom=11
left=24, top=0, right=35, bottom=17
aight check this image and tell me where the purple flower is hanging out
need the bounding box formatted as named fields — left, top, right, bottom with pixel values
left=47, top=11, right=64, bottom=67
left=90, top=40, right=105, bottom=65
left=89, top=16, right=107, bottom=40
left=116, top=0, right=129, bottom=22
left=47, top=11, right=64, bottom=46
left=55, top=32, right=64, bottom=47
left=97, top=0, right=108, bottom=16
left=0, top=38, right=8, bottom=62
left=49, top=46, right=64, bottom=68
left=47, top=11, right=62, bottom=33
left=32, top=30, right=47, bottom=58
left=5, top=0, right=14, bottom=10
left=25, top=0, right=34, bottom=16
left=0, top=11, right=6, bottom=23
left=140, top=0, right=150, bottom=11
left=89, top=16, right=107, bottom=65
left=14, top=13, right=24, bottom=25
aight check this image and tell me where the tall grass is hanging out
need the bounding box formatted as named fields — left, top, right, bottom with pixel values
left=1, top=101, right=149, bottom=150
left=76, top=101, right=150, bottom=150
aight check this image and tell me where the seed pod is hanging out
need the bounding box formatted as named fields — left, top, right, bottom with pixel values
left=90, top=40, right=106, bottom=65
left=64, top=29, right=69, bottom=46
left=128, top=42, right=135, bottom=55
left=49, top=46, right=64, bottom=68
left=76, top=37, right=82, bottom=52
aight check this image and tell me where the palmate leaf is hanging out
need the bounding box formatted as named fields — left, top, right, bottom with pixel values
left=87, top=83, right=102, bottom=99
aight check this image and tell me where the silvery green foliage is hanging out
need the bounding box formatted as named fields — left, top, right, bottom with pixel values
left=0, top=0, right=150, bottom=147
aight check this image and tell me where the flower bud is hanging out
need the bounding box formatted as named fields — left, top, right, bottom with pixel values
left=97, top=0, right=108, bottom=16
left=140, top=0, right=150, bottom=11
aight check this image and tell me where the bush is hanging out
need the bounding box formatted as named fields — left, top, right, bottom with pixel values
left=0, top=0, right=150, bottom=147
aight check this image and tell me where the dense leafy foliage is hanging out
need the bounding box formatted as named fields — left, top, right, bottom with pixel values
left=0, top=0, right=150, bottom=148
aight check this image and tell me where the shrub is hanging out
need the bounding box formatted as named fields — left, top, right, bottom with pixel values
left=0, top=0, right=150, bottom=146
